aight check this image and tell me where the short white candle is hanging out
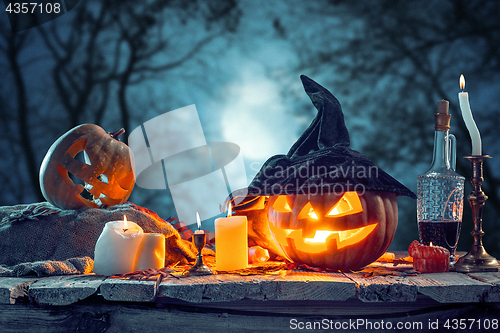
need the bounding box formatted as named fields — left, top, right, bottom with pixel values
left=135, top=233, right=166, bottom=271
left=458, top=75, right=482, bottom=155
left=93, top=216, right=144, bottom=276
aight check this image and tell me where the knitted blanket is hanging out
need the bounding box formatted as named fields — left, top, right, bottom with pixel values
left=0, top=202, right=197, bottom=276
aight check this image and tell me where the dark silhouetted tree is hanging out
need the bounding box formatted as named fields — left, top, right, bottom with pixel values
left=278, top=0, right=500, bottom=255
left=0, top=0, right=240, bottom=210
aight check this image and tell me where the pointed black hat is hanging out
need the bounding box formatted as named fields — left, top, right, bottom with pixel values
left=231, top=75, right=415, bottom=201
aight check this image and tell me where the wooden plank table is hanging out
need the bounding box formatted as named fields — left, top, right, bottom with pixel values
left=1, top=262, right=499, bottom=332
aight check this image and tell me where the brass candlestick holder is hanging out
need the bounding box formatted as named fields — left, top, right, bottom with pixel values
left=183, top=232, right=214, bottom=276
left=454, top=155, right=500, bottom=272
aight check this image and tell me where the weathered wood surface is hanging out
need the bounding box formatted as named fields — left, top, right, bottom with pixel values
left=407, top=272, right=493, bottom=303
left=0, top=300, right=499, bottom=333
left=345, top=273, right=417, bottom=302
left=467, top=271, right=500, bottom=302
left=28, top=275, right=105, bottom=306
left=0, top=265, right=499, bottom=307
left=158, top=271, right=355, bottom=303
left=1, top=268, right=500, bottom=333
left=100, top=275, right=161, bottom=302
left=0, top=277, right=37, bottom=304
left=158, top=295, right=448, bottom=316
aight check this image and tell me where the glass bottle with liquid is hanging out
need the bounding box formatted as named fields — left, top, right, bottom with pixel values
left=417, top=100, right=465, bottom=262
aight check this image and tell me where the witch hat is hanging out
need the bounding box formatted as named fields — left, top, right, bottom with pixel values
left=229, top=75, right=415, bottom=205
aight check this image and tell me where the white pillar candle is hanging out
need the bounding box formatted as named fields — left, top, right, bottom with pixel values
left=215, top=206, right=248, bottom=271
left=93, top=217, right=144, bottom=276
left=458, top=75, right=482, bottom=155
left=135, top=233, right=166, bottom=271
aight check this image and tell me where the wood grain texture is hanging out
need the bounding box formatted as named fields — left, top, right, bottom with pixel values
left=1, top=300, right=499, bottom=333
left=0, top=277, right=37, bottom=304
left=345, top=273, right=417, bottom=302
left=99, top=275, right=161, bottom=302
left=1, top=270, right=500, bottom=333
left=158, top=271, right=355, bottom=303
left=273, top=271, right=355, bottom=301
left=407, top=272, right=492, bottom=303
left=468, top=271, right=500, bottom=284
left=156, top=295, right=446, bottom=316
left=467, top=272, right=500, bottom=302
left=28, top=275, right=104, bottom=306
left=1, top=270, right=500, bottom=307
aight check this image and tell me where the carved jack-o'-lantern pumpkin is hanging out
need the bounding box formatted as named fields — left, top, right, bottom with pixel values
left=39, top=124, right=135, bottom=210
left=267, top=191, right=398, bottom=271
left=226, top=75, right=415, bottom=271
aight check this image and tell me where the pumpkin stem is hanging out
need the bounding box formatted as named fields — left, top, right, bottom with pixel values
left=109, top=128, right=125, bottom=140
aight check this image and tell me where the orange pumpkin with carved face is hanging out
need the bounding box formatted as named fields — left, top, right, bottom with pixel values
left=227, top=75, right=414, bottom=271
left=267, top=191, right=398, bottom=271
left=39, top=124, right=135, bottom=210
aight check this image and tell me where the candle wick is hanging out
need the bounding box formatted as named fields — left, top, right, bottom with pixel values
left=123, top=229, right=128, bottom=232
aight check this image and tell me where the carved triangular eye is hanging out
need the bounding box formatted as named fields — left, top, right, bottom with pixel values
left=327, top=192, right=363, bottom=217
left=298, top=202, right=319, bottom=219
left=273, top=195, right=292, bottom=212
left=74, top=150, right=91, bottom=166
left=66, top=139, right=87, bottom=158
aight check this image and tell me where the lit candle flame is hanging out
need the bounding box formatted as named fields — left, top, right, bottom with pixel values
left=430, top=242, right=433, bottom=247
left=196, top=212, right=201, bottom=230
left=122, top=215, right=129, bottom=232
left=460, top=74, right=465, bottom=90
left=227, top=202, right=232, bottom=217
left=458, top=74, right=482, bottom=155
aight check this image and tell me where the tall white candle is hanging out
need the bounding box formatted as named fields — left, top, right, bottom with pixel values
left=93, top=216, right=144, bottom=276
left=458, top=74, right=482, bottom=155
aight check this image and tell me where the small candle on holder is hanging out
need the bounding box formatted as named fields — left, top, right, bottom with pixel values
left=194, top=212, right=204, bottom=234
left=215, top=203, right=248, bottom=271
left=408, top=240, right=450, bottom=273
left=458, top=74, right=482, bottom=155
left=183, top=212, right=213, bottom=276
left=93, top=215, right=145, bottom=276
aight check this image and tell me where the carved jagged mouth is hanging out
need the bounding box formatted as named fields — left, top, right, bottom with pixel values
left=68, top=171, right=108, bottom=206
left=71, top=171, right=133, bottom=207
left=58, top=166, right=108, bottom=207
left=79, top=186, right=95, bottom=202
left=54, top=143, right=133, bottom=208
left=80, top=183, right=106, bottom=207
left=269, top=221, right=377, bottom=254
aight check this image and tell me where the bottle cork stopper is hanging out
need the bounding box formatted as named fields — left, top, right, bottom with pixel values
left=437, top=100, right=449, bottom=114
left=435, top=100, right=451, bottom=131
